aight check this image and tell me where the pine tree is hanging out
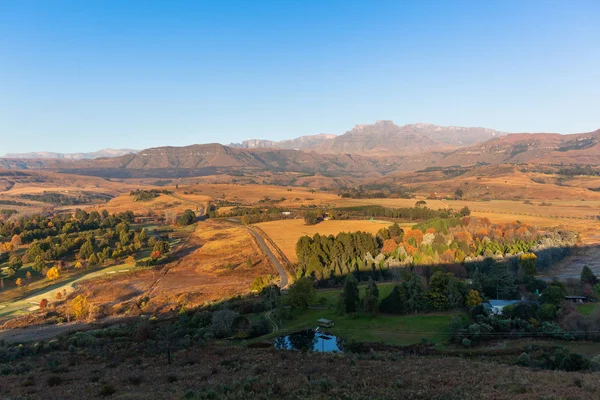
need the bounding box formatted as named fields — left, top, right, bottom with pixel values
left=581, top=265, right=598, bottom=286
left=343, top=274, right=359, bottom=314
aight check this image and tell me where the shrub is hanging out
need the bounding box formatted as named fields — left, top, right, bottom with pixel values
left=46, top=266, right=60, bottom=281
left=99, top=384, right=116, bottom=396
left=559, top=353, right=589, bottom=371
left=516, top=352, right=530, bottom=367
left=461, top=338, right=472, bottom=348
left=590, top=355, right=600, bottom=372
left=47, top=376, right=63, bottom=387
left=39, top=298, right=49, bottom=309
left=69, top=295, right=91, bottom=321
left=539, top=303, right=557, bottom=320
left=211, top=309, right=239, bottom=338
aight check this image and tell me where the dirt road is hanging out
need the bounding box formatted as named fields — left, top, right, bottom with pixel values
left=168, top=193, right=206, bottom=216
left=245, top=226, right=289, bottom=289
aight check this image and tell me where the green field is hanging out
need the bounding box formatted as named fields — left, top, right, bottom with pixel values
left=577, top=303, right=599, bottom=316
left=268, top=282, right=467, bottom=346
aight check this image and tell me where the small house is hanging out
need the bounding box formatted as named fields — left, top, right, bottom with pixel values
left=484, top=300, right=521, bottom=315
left=565, top=296, right=587, bottom=304
left=317, top=318, right=334, bottom=328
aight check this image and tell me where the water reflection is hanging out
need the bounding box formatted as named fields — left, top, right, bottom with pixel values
left=274, top=329, right=343, bottom=352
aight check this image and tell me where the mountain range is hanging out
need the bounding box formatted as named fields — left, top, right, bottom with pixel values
left=230, top=121, right=502, bottom=155
left=1, top=122, right=598, bottom=179
left=3, top=149, right=138, bottom=160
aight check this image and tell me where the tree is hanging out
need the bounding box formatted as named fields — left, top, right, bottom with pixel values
left=260, top=284, right=281, bottom=310
left=10, top=234, right=22, bottom=248
left=126, top=255, right=136, bottom=265
left=466, top=289, right=483, bottom=308
left=454, top=188, right=464, bottom=199
left=287, top=277, right=315, bottom=310
left=539, top=303, right=557, bottom=320
left=79, top=240, right=94, bottom=260
left=343, top=274, right=360, bottom=314
left=519, top=253, right=537, bottom=276
left=366, top=277, right=379, bottom=299
left=70, top=295, right=90, bottom=320
left=153, top=241, right=170, bottom=255
left=15, top=277, right=23, bottom=287
left=8, top=255, right=22, bottom=273
left=363, top=278, right=379, bottom=317
left=33, top=256, right=45, bottom=273
left=88, top=253, right=99, bottom=266
left=176, top=209, right=197, bottom=226
left=46, top=266, right=60, bottom=281
left=39, top=298, right=49, bottom=309
left=379, top=285, right=408, bottom=314
left=541, top=285, right=566, bottom=306
left=580, top=265, right=598, bottom=286
left=211, top=309, right=239, bottom=338
left=304, top=211, right=319, bottom=225
left=459, top=206, right=471, bottom=217
left=388, top=223, right=404, bottom=240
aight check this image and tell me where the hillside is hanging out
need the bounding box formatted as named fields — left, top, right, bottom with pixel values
left=368, top=163, right=600, bottom=200
left=1, top=128, right=599, bottom=181
left=438, top=130, right=600, bottom=166
left=0, top=143, right=409, bottom=179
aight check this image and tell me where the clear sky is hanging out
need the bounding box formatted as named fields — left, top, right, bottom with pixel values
left=1, top=0, right=599, bottom=154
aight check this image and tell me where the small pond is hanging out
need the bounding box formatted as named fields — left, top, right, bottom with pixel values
left=274, top=329, right=344, bottom=352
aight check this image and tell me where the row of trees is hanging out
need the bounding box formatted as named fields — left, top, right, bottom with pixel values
left=295, top=218, right=578, bottom=283
left=329, top=205, right=464, bottom=221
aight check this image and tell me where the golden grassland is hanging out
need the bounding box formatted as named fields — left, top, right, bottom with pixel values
left=378, top=166, right=600, bottom=201
left=174, top=182, right=341, bottom=208
left=79, top=220, right=276, bottom=314
left=92, top=190, right=211, bottom=216
left=255, top=219, right=411, bottom=262
left=1, top=171, right=139, bottom=196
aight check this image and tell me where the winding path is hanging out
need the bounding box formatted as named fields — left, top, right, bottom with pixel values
left=264, top=310, right=278, bottom=333
left=167, top=193, right=206, bottom=217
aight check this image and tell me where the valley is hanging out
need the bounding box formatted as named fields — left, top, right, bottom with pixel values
left=1, top=124, right=599, bottom=399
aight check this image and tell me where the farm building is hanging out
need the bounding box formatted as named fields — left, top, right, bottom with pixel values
left=317, top=318, right=334, bottom=328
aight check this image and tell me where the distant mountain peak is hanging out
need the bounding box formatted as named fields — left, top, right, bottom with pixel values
left=4, top=148, right=138, bottom=160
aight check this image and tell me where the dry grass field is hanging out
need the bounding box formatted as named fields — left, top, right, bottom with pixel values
left=375, top=165, right=600, bottom=201
left=175, top=183, right=340, bottom=208
left=93, top=190, right=211, bottom=217
left=255, top=219, right=408, bottom=262
left=79, top=220, right=276, bottom=314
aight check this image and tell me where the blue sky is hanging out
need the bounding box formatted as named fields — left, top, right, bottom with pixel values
left=1, top=0, right=599, bottom=154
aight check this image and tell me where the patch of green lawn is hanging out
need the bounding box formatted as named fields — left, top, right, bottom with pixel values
left=263, top=282, right=468, bottom=346
left=313, top=282, right=398, bottom=308
left=577, top=303, right=599, bottom=316
left=272, top=307, right=466, bottom=347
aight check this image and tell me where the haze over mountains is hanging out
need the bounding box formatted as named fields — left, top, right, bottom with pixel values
left=231, top=121, right=503, bottom=155
left=1, top=122, right=598, bottom=179
left=4, top=149, right=138, bottom=160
